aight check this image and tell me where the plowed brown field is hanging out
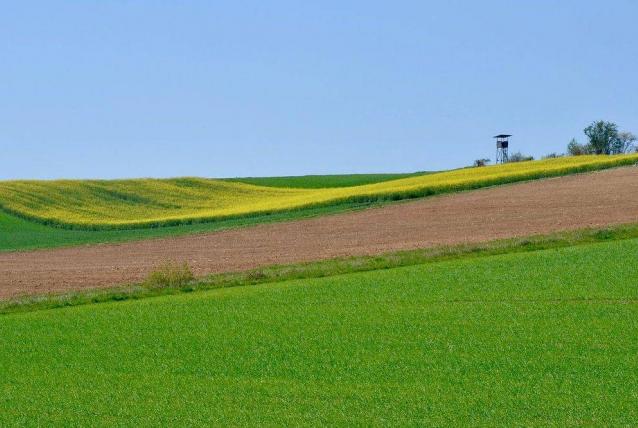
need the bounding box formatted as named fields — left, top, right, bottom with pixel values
left=2, top=167, right=638, bottom=299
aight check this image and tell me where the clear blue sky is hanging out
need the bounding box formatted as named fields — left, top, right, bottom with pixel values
left=2, top=1, right=637, bottom=179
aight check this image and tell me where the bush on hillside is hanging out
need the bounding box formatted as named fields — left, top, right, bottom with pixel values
left=567, top=138, right=592, bottom=156
left=508, top=152, right=534, bottom=162
left=144, top=261, right=194, bottom=289
left=542, top=152, right=563, bottom=159
left=473, top=158, right=490, bottom=167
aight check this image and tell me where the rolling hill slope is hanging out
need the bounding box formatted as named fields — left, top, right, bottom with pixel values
left=1, top=155, right=636, bottom=229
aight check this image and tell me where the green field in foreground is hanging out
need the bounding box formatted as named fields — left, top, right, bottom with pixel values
left=226, top=172, right=431, bottom=188
left=2, top=238, right=637, bottom=425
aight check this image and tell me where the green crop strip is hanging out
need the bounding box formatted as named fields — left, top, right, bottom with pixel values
left=225, top=171, right=433, bottom=188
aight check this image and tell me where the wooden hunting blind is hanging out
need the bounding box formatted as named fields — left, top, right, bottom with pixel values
left=494, top=134, right=511, bottom=164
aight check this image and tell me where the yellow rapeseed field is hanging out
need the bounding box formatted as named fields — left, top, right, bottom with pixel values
left=1, top=154, right=636, bottom=229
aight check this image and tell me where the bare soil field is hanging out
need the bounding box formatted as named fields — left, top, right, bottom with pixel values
left=1, top=167, right=638, bottom=299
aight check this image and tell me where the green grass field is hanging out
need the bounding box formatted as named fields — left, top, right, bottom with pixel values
left=226, top=172, right=432, bottom=188
left=2, top=238, right=637, bottom=425
left=1, top=155, right=636, bottom=229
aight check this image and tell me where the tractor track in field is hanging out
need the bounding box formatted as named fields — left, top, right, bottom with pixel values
left=2, top=166, right=638, bottom=299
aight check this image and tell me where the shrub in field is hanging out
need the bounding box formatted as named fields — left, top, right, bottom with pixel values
left=144, top=261, right=194, bottom=289
left=473, top=158, right=490, bottom=167
left=508, top=152, right=534, bottom=162
left=567, top=138, right=592, bottom=156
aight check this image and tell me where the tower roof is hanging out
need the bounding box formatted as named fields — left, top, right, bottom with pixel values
left=493, top=134, right=512, bottom=138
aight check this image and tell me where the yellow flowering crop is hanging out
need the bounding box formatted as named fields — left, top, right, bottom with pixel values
left=0, top=154, right=636, bottom=229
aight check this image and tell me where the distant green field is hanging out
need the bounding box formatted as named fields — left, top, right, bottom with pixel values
left=2, top=238, right=637, bottom=425
left=226, top=172, right=431, bottom=188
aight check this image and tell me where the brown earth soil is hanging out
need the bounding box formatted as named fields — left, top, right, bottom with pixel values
left=2, top=166, right=638, bottom=299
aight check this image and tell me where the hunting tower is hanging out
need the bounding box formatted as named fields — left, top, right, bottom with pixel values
left=494, top=134, right=511, bottom=164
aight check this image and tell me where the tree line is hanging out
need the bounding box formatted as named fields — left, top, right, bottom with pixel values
left=568, top=121, right=636, bottom=156
left=474, top=120, right=636, bottom=167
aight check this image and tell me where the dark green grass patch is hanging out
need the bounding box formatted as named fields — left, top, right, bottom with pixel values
left=1, top=238, right=638, bottom=425
left=225, top=171, right=433, bottom=188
